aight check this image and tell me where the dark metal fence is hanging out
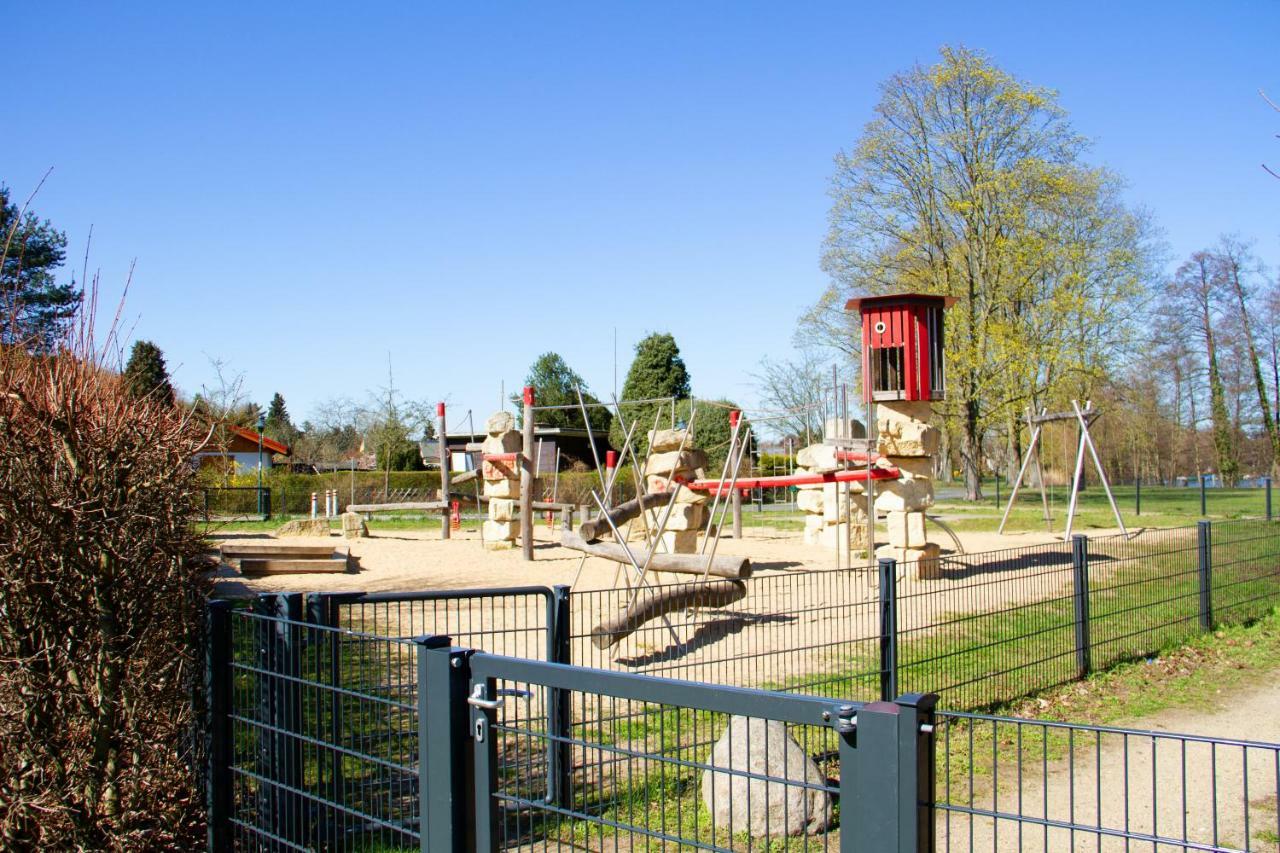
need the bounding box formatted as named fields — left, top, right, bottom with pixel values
left=204, top=519, right=1280, bottom=849
left=933, top=709, right=1280, bottom=851
left=206, top=609, right=1280, bottom=851
left=573, top=520, right=1280, bottom=711
left=207, top=596, right=423, bottom=851
left=202, top=487, right=271, bottom=520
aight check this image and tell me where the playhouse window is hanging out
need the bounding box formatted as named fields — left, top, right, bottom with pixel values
left=871, top=345, right=906, bottom=400
left=926, top=304, right=946, bottom=399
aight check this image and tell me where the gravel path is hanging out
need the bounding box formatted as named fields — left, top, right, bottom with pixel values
left=940, top=679, right=1280, bottom=851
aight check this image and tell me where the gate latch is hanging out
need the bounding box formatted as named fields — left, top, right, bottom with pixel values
left=822, top=704, right=858, bottom=734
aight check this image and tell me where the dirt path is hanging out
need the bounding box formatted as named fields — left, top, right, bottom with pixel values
left=940, top=679, right=1280, bottom=851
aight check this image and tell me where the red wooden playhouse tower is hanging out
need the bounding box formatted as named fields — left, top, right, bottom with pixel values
left=845, top=293, right=956, bottom=402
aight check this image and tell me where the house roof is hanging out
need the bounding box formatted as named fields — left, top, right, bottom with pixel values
left=227, top=424, right=291, bottom=456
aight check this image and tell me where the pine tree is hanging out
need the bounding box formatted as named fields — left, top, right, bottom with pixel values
left=1, top=186, right=81, bottom=352
left=608, top=332, right=692, bottom=453
left=512, top=352, right=613, bottom=459
left=263, top=392, right=297, bottom=444
left=122, top=340, right=175, bottom=406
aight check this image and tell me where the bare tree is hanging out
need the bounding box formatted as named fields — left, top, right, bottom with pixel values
left=1169, top=252, right=1239, bottom=485
left=196, top=356, right=250, bottom=486
left=1215, top=236, right=1278, bottom=473
left=751, top=350, right=834, bottom=443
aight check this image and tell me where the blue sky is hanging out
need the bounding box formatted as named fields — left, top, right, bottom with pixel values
left=7, top=3, right=1279, bottom=434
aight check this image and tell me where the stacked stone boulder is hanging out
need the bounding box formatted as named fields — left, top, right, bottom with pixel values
left=642, top=428, right=709, bottom=553
left=793, top=443, right=869, bottom=553
left=873, top=400, right=942, bottom=578
left=481, top=411, right=522, bottom=549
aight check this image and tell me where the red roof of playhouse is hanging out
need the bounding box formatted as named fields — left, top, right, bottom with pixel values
left=844, top=293, right=958, bottom=311
left=227, top=424, right=291, bottom=456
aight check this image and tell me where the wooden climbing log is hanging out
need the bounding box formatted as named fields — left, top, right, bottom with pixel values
left=560, top=531, right=751, bottom=579
left=591, top=580, right=747, bottom=649
left=345, top=501, right=448, bottom=513
left=450, top=469, right=479, bottom=486
left=577, top=491, right=675, bottom=542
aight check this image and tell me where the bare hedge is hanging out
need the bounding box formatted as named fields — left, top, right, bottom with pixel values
left=0, top=331, right=209, bottom=849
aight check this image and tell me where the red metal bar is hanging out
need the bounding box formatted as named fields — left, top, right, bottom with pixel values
left=679, top=466, right=900, bottom=492
left=483, top=453, right=519, bottom=462
left=835, top=450, right=885, bottom=463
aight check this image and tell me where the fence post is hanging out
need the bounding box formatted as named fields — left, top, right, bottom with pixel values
left=1070, top=535, right=1091, bottom=680
left=547, top=585, right=573, bottom=806
left=1198, top=520, right=1213, bottom=630
left=878, top=557, right=899, bottom=702
left=254, top=593, right=304, bottom=848
left=418, top=635, right=473, bottom=853
left=205, top=600, right=233, bottom=853
left=1135, top=477, right=1141, bottom=516
left=838, top=692, right=938, bottom=853
left=1200, top=474, right=1207, bottom=516
left=1267, top=477, right=1273, bottom=521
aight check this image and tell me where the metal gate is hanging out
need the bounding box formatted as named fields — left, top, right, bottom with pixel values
left=418, top=643, right=938, bottom=852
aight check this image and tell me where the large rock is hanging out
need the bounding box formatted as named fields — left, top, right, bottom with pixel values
left=885, top=455, right=934, bottom=480
left=823, top=483, right=869, bottom=522
left=483, top=477, right=521, bottom=498
left=488, top=498, right=517, bottom=522
left=482, top=431, right=522, bottom=454
left=482, top=459, right=519, bottom=480
left=874, top=477, right=935, bottom=512
left=646, top=449, right=708, bottom=477
left=796, top=488, right=824, bottom=514
left=648, top=428, right=692, bottom=452
left=482, top=519, right=517, bottom=546
left=877, top=542, right=943, bottom=579
left=875, top=401, right=939, bottom=457
left=659, top=529, right=699, bottom=553
left=485, top=411, right=515, bottom=436
left=885, top=510, right=928, bottom=548
left=646, top=475, right=709, bottom=504
left=701, top=716, right=832, bottom=837
left=646, top=502, right=703, bottom=532
left=796, top=444, right=840, bottom=472
left=277, top=518, right=329, bottom=537
left=340, top=512, right=368, bottom=540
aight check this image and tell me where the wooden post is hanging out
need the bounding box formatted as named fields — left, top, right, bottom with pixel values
left=437, top=402, right=450, bottom=540
left=521, top=386, right=535, bottom=560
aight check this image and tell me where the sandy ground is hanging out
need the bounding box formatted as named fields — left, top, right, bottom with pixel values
left=941, top=679, right=1280, bottom=851
left=209, top=519, right=1145, bottom=688
left=209, top=520, right=1111, bottom=598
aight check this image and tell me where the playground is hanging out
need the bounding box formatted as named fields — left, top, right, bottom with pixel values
left=202, top=294, right=1280, bottom=851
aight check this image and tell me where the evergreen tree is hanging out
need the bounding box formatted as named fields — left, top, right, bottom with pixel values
left=674, top=398, right=747, bottom=474
left=0, top=186, right=81, bottom=351
left=512, top=352, right=613, bottom=462
left=263, top=392, right=298, bottom=445
left=609, top=332, right=692, bottom=453
left=122, top=340, right=176, bottom=406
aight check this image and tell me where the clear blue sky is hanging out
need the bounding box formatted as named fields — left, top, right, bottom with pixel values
left=7, top=3, right=1279, bottom=434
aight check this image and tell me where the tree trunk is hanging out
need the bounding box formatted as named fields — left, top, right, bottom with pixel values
left=961, top=398, right=983, bottom=501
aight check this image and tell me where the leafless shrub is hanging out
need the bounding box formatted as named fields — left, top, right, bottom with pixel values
left=0, top=290, right=210, bottom=849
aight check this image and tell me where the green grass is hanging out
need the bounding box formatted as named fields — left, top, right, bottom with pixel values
left=937, top=481, right=1271, bottom=533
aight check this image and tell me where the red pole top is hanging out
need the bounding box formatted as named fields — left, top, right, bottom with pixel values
left=436, top=401, right=445, bottom=417
left=606, top=450, right=617, bottom=469
left=523, top=386, right=535, bottom=406
left=729, top=410, right=740, bottom=428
